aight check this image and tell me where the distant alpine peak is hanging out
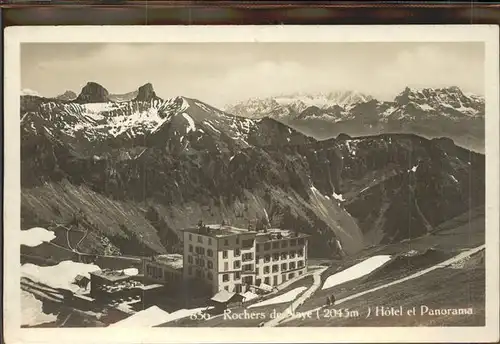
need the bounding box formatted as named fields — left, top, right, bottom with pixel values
left=56, top=90, right=77, bottom=101
left=75, top=81, right=110, bottom=103
left=395, top=86, right=484, bottom=104
left=225, top=90, right=374, bottom=118
left=272, top=90, right=373, bottom=109
left=21, top=88, right=42, bottom=97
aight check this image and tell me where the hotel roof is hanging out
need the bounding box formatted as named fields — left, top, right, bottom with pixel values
left=152, top=254, right=184, bottom=270
left=89, top=269, right=133, bottom=283
left=182, top=225, right=257, bottom=238
left=182, top=224, right=310, bottom=240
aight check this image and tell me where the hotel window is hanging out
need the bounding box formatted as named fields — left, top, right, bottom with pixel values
left=264, top=266, right=270, bottom=274
left=236, top=236, right=240, bottom=244
left=222, top=251, right=228, bottom=259
left=264, top=277, right=270, bottom=285
left=224, top=239, right=229, bottom=246
left=298, top=270, right=303, bottom=275
left=298, top=261, right=304, bottom=268
left=199, top=259, right=205, bottom=267
left=273, top=276, right=278, bottom=285
left=188, top=255, right=193, bottom=264
left=234, top=248, right=241, bottom=257
left=297, top=249, right=303, bottom=257
left=298, top=238, right=305, bottom=245
left=235, top=284, right=242, bottom=293
left=290, top=251, right=296, bottom=258
left=256, top=244, right=260, bottom=252
left=290, top=239, right=297, bottom=246
left=289, top=262, right=296, bottom=270
left=242, top=264, right=253, bottom=272
left=198, top=236, right=203, bottom=243
left=264, top=243, right=271, bottom=250
left=256, top=267, right=259, bottom=275
left=199, top=247, right=205, bottom=255
left=288, top=273, right=295, bottom=279
left=189, top=244, right=193, bottom=253
left=223, top=274, right=229, bottom=282
left=242, top=253, right=253, bottom=262
left=242, top=239, right=253, bottom=248
left=189, top=234, right=192, bottom=241
left=264, top=255, right=271, bottom=263
left=234, top=260, right=241, bottom=269
left=281, top=241, right=288, bottom=248
left=272, top=264, right=279, bottom=273
left=207, top=249, right=213, bottom=257
left=224, top=286, right=229, bottom=291
left=208, top=261, right=213, bottom=269
left=235, top=272, right=241, bottom=280
left=188, top=266, right=192, bottom=275
left=208, top=272, right=213, bottom=280
left=281, top=252, right=287, bottom=260
left=272, top=242, right=279, bottom=249
left=224, top=262, right=229, bottom=271
left=281, top=263, right=287, bottom=271
left=256, top=255, right=261, bottom=262
left=272, top=253, right=279, bottom=261
left=208, top=238, right=212, bottom=245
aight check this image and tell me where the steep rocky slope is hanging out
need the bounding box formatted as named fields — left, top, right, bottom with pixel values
left=20, top=83, right=485, bottom=262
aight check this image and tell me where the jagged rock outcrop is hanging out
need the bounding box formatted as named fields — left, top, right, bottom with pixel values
left=134, top=83, right=158, bottom=102
left=75, top=82, right=110, bottom=103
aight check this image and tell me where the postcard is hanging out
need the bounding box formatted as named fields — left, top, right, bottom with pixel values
left=3, top=25, right=499, bottom=343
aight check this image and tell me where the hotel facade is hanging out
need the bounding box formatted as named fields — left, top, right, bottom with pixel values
left=182, top=225, right=309, bottom=294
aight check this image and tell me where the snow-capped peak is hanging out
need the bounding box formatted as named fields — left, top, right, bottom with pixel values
left=226, top=90, right=374, bottom=119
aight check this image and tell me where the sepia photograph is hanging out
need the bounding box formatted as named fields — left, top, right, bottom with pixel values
left=3, top=25, right=499, bottom=343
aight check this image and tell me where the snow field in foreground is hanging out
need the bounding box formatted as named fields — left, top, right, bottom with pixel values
left=21, top=290, right=58, bottom=327
left=248, top=287, right=307, bottom=309
left=111, top=306, right=215, bottom=327
left=21, top=261, right=101, bottom=292
left=321, top=255, right=392, bottom=290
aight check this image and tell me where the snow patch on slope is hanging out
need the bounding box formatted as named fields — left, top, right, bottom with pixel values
left=248, top=287, right=307, bottom=308
left=182, top=113, right=196, bottom=133
left=21, top=227, right=56, bottom=247
left=322, top=255, right=392, bottom=290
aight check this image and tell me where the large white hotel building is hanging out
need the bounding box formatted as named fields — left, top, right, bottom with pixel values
left=182, top=224, right=309, bottom=294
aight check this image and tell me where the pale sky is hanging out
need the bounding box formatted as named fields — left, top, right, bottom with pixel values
left=21, top=42, right=484, bottom=108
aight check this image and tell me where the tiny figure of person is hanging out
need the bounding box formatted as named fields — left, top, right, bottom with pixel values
left=330, top=294, right=336, bottom=306
left=326, top=296, right=331, bottom=306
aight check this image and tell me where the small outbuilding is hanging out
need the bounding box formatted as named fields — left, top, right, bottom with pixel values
left=209, top=290, right=245, bottom=312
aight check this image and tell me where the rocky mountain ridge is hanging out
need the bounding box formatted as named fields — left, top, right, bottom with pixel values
left=226, top=87, right=485, bottom=153
left=20, top=82, right=485, bottom=262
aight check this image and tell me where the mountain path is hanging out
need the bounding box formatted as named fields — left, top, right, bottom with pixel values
left=263, top=266, right=327, bottom=327
left=277, top=244, right=485, bottom=326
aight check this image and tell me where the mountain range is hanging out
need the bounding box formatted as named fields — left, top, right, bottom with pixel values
left=226, top=88, right=485, bottom=153
left=20, top=82, right=485, bottom=262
